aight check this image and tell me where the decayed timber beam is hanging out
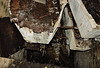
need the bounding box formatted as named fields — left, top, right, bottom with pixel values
left=68, top=0, right=100, bottom=38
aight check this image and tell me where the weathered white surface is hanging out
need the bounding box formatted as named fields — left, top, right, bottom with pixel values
left=0, top=57, right=14, bottom=68
left=14, top=3, right=67, bottom=44
left=34, top=0, right=46, bottom=4
left=68, top=0, right=100, bottom=38
left=1, top=0, right=67, bottom=44
left=63, top=6, right=90, bottom=51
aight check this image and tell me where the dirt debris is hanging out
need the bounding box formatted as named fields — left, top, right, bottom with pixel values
left=10, top=0, right=59, bottom=33
left=82, top=0, right=100, bottom=24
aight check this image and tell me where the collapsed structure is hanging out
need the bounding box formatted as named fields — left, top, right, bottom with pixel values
left=0, top=0, right=100, bottom=68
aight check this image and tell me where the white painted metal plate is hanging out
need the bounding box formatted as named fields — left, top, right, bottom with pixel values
left=63, top=6, right=90, bottom=51
left=68, top=0, right=100, bottom=38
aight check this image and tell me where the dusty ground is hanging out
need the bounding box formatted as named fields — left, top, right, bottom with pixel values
left=82, top=0, right=100, bottom=24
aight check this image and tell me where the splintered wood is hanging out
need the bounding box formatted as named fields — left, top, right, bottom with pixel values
left=10, top=0, right=59, bottom=33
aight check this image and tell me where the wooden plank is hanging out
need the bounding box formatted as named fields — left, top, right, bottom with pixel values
left=63, top=6, right=90, bottom=51
left=0, top=57, right=14, bottom=68
left=68, top=0, right=100, bottom=38
left=1, top=0, right=67, bottom=44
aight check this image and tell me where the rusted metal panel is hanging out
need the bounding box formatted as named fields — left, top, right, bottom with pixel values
left=68, top=0, right=100, bottom=38
left=9, top=0, right=67, bottom=44
left=0, top=0, right=67, bottom=44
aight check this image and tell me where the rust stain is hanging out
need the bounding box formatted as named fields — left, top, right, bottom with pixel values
left=10, top=0, right=59, bottom=33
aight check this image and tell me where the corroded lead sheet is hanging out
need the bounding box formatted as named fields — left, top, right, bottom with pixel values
left=9, top=0, right=67, bottom=44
